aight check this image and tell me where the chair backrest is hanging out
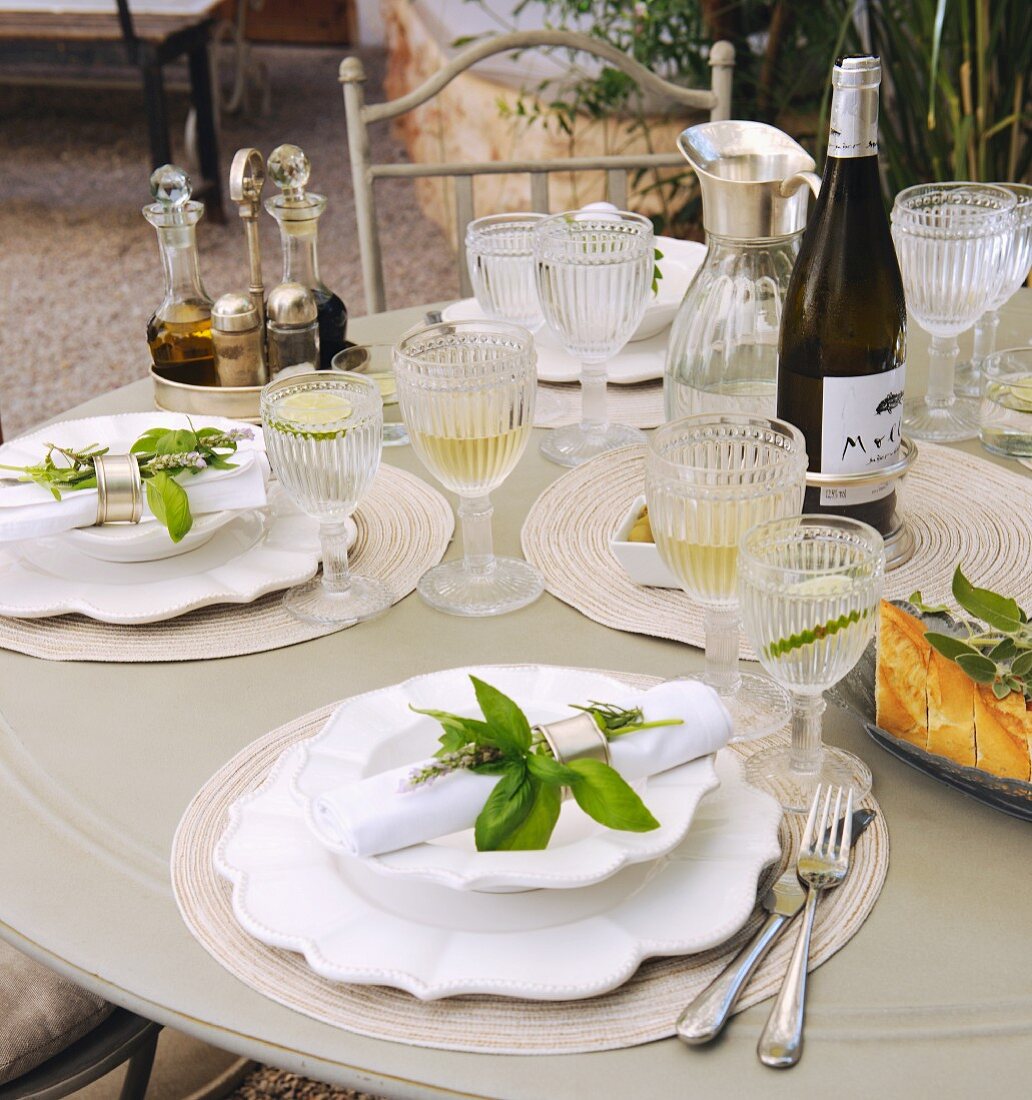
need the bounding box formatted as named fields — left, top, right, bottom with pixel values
left=339, top=29, right=735, bottom=313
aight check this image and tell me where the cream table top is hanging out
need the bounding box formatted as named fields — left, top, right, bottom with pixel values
left=0, top=297, right=1030, bottom=1098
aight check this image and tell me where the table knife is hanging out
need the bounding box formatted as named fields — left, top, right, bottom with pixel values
left=676, top=807, right=875, bottom=1045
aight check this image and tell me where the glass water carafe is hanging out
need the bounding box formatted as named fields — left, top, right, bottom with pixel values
left=664, top=121, right=817, bottom=421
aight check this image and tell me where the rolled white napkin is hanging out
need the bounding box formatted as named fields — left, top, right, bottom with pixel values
left=0, top=450, right=269, bottom=543
left=310, top=680, right=732, bottom=857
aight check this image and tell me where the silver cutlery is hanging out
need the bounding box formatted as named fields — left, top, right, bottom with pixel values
left=757, top=784, right=854, bottom=1068
left=676, top=806, right=873, bottom=1045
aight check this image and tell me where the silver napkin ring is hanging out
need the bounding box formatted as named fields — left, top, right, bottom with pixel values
left=533, top=713, right=611, bottom=766
left=94, top=454, right=143, bottom=526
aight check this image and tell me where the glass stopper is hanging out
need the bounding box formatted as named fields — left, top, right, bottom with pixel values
left=150, top=164, right=192, bottom=207
left=268, top=144, right=310, bottom=199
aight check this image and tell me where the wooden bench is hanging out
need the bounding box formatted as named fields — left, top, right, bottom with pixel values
left=0, top=1, right=225, bottom=219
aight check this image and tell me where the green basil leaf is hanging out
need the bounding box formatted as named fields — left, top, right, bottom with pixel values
left=908, top=590, right=950, bottom=615
left=410, top=705, right=494, bottom=746
left=146, top=471, right=192, bottom=542
left=954, top=652, right=999, bottom=684
left=566, top=759, right=659, bottom=833
left=470, top=676, right=532, bottom=753
left=925, top=632, right=984, bottom=663
left=494, top=780, right=561, bottom=850
left=155, top=428, right=198, bottom=455
left=130, top=428, right=168, bottom=455
left=474, top=764, right=535, bottom=851
left=469, top=759, right=510, bottom=775
left=526, top=752, right=580, bottom=786
left=433, top=729, right=466, bottom=756
left=952, top=567, right=1022, bottom=632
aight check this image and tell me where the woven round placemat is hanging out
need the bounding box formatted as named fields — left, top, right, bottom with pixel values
left=521, top=441, right=1032, bottom=660
left=0, top=467, right=453, bottom=663
left=534, top=382, right=664, bottom=429
left=171, top=669, right=888, bottom=1056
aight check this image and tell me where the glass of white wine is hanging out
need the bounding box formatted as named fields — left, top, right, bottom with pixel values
left=393, top=319, right=544, bottom=616
left=533, top=210, right=653, bottom=466
left=645, top=414, right=808, bottom=738
left=261, top=371, right=391, bottom=626
left=738, top=516, right=885, bottom=811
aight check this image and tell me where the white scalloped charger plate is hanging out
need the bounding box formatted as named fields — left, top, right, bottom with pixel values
left=0, top=412, right=266, bottom=563
left=291, top=666, right=720, bottom=892
left=443, top=237, right=706, bottom=384
left=0, top=483, right=353, bottom=623
left=215, top=736, right=782, bottom=1000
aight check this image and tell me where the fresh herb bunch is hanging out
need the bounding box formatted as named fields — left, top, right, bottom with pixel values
left=0, top=424, right=252, bottom=543
left=405, top=676, right=683, bottom=851
left=910, top=566, right=1032, bottom=704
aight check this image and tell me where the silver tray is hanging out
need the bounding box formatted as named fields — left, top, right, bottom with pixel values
left=150, top=365, right=260, bottom=423
left=828, top=599, right=1032, bottom=821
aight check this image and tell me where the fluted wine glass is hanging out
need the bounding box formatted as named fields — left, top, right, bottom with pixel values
left=534, top=210, right=653, bottom=466
left=261, top=371, right=390, bottom=626
left=739, top=516, right=885, bottom=811
left=393, top=319, right=543, bottom=616
left=645, top=414, right=808, bottom=739
left=955, top=183, right=1032, bottom=397
left=466, top=213, right=547, bottom=332
left=891, top=182, right=1016, bottom=442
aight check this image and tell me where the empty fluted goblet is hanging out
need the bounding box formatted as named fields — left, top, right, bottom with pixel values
left=955, top=183, right=1032, bottom=397
left=645, top=414, right=808, bottom=739
left=466, top=213, right=547, bottom=332
left=891, top=182, right=1016, bottom=442
left=393, top=319, right=543, bottom=616
left=261, top=371, right=390, bottom=626
left=534, top=210, right=653, bottom=466
left=739, top=516, right=885, bottom=811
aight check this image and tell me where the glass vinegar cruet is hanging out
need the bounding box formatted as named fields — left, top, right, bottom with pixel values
left=143, top=164, right=217, bottom=385
left=266, top=144, right=348, bottom=370
left=664, top=122, right=818, bottom=420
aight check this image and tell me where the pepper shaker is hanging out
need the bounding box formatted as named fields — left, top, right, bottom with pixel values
left=211, top=293, right=268, bottom=387
left=267, top=282, right=319, bottom=376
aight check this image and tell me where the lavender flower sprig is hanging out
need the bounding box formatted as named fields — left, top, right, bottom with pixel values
left=0, top=421, right=251, bottom=543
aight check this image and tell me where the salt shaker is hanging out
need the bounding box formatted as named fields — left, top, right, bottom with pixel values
left=267, top=282, right=319, bottom=376
left=211, top=293, right=268, bottom=387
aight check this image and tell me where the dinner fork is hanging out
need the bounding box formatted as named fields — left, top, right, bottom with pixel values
left=757, top=784, right=853, bottom=1068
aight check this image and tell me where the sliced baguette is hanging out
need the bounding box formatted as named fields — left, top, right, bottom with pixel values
left=974, top=686, right=1032, bottom=781
left=875, top=600, right=931, bottom=749
left=926, top=648, right=976, bottom=767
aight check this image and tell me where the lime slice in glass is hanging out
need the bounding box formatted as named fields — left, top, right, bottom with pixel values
left=275, top=391, right=354, bottom=426
left=787, top=575, right=854, bottom=597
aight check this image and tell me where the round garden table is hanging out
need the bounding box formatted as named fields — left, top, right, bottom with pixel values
left=0, top=298, right=1029, bottom=1098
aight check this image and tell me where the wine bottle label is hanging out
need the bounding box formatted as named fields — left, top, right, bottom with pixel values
left=819, top=365, right=905, bottom=506
left=828, top=58, right=880, bottom=158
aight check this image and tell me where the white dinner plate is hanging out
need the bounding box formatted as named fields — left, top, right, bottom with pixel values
left=0, top=413, right=266, bottom=563
left=216, top=737, right=781, bottom=1000
left=442, top=236, right=706, bottom=384
left=292, top=666, right=721, bottom=892
left=0, top=483, right=351, bottom=623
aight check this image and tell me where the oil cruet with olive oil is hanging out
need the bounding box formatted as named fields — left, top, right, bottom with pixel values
left=143, top=165, right=217, bottom=385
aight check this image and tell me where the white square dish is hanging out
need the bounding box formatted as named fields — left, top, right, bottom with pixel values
left=609, top=495, right=681, bottom=589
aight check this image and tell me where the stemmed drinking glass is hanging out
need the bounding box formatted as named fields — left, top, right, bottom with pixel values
left=645, top=414, right=808, bottom=739
left=739, top=516, right=885, bottom=811
left=891, top=182, right=1016, bottom=442
left=533, top=210, right=653, bottom=466
left=261, top=371, right=390, bottom=626
left=465, top=213, right=562, bottom=425
left=955, top=183, right=1032, bottom=397
left=393, top=319, right=544, bottom=616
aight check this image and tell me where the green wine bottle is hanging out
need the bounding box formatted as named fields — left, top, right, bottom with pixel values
left=776, top=56, right=906, bottom=537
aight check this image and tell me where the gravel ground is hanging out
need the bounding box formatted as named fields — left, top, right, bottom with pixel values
left=0, top=45, right=458, bottom=438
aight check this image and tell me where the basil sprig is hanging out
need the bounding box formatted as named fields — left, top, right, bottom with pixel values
left=0, top=423, right=252, bottom=543
left=912, top=566, right=1032, bottom=703
left=406, top=676, right=682, bottom=851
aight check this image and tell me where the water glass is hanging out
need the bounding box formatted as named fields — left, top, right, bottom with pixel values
left=534, top=210, right=653, bottom=466
left=979, top=347, right=1032, bottom=458
left=739, top=516, right=885, bottom=811
left=261, top=371, right=390, bottom=626
left=891, top=182, right=1016, bottom=442
left=393, top=320, right=543, bottom=616
left=645, top=414, right=808, bottom=739
left=466, top=213, right=546, bottom=332
left=331, top=344, right=408, bottom=446
left=956, top=183, right=1032, bottom=396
